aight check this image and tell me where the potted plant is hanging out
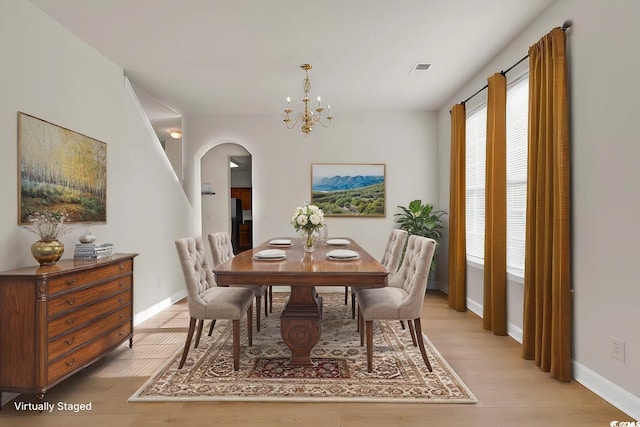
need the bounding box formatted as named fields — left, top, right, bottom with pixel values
left=394, top=200, right=447, bottom=271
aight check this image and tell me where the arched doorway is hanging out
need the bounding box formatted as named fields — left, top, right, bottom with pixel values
left=200, top=143, right=252, bottom=252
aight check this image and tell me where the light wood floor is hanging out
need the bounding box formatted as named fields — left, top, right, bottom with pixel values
left=0, top=291, right=631, bottom=426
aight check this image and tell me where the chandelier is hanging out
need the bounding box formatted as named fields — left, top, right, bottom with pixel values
left=283, top=64, right=332, bottom=137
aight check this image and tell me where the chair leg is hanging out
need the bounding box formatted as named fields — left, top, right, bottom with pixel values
left=344, top=286, right=349, bottom=304
left=269, top=286, right=273, bottom=313
left=232, top=319, right=240, bottom=371
left=247, top=304, right=253, bottom=347
left=413, top=318, right=432, bottom=372
left=366, top=320, right=374, bottom=373
left=207, top=319, right=216, bottom=336
left=264, top=291, right=269, bottom=318
left=194, top=319, right=204, bottom=348
left=358, top=310, right=363, bottom=345
left=178, top=317, right=197, bottom=369
left=407, top=319, right=418, bottom=346
left=400, top=320, right=406, bottom=329
left=255, top=297, right=261, bottom=332
left=351, top=291, right=356, bottom=319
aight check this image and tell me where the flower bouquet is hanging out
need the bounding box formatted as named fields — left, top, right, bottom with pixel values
left=291, top=204, right=325, bottom=252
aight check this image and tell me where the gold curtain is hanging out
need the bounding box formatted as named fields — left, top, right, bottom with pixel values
left=522, top=27, right=572, bottom=381
left=483, top=73, right=507, bottom=335
left=448, top=103, right=467, bottom=311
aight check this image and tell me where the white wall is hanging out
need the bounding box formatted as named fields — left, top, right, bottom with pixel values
left=0, top=0, right=192, bottom=322
left=183, top=111, right=440, bottom=261
left=437, top=0, right=640, bottom=418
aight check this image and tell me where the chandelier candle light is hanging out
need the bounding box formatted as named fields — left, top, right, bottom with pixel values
left=284, top=64, right=333, bottom=137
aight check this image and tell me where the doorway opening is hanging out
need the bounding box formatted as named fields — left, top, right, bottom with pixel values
left=200, top=144, right=252, bottom=254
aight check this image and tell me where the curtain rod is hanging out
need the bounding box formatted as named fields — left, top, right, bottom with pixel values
left=458, top=20, right=572, bottom=106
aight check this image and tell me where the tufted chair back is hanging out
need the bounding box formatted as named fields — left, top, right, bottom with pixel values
left=388, top=235, right=436, bottom=319
left=380, top=229, right=408, bottom=278
left=208, top=232, right=235, bottom=266
left=175, top=237, right=216, bottom=313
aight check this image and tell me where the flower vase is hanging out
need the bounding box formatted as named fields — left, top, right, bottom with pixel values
left=31, top=239, right=65, bottom=266
left=302, top=230, right=317, bottom=253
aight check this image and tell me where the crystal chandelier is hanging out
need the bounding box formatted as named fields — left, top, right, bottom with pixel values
left=283, top=64, right=332, bottom=137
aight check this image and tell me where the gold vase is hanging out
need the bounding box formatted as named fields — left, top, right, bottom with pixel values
left=31, top=239, right=65, bottom=266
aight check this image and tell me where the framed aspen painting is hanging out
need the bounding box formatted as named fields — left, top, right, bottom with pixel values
left=18, top=112, right=107, bottom=224
left=311, top=163, right=385, bottom=217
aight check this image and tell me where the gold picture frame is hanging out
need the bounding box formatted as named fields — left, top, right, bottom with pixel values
left=18, top=112, right=107, bottom=224
left=311, top=163, right=385, bottom=217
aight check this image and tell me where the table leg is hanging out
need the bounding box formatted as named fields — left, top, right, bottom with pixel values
left=280, top=286, right=322, bottom=366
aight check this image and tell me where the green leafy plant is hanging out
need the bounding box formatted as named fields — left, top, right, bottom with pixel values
left=394, top=200, right=447, bottom=270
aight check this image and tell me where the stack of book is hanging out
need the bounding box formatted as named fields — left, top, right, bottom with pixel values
left=74, top=242, right=114, bottom=260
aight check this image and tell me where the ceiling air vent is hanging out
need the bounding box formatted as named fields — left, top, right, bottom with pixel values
left=408, top=62, right=431, bottom=76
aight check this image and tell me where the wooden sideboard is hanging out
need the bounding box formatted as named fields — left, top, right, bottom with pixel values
left=0, top=253, right=137, bottom=399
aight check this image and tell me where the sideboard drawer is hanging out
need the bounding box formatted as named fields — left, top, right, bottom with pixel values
left=48, top=305, right=131, bottom=362
left=48, top=260, right=133, bottom=296
left=47, top=322, right=132, bottom=383
left=48, top=277, right=131, bottom=318
left=48, top=290, right=131, bottom=339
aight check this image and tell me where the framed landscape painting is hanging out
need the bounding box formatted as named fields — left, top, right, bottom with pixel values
left=311, top=163, right=385, bottom=217
left=18, top=112, right=107, bottom=224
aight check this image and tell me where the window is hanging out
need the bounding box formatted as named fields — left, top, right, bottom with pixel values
left=506, top=76, right=528, bottom=277
left=465, top=106, right=487, bottom=265
left=465, top=74, right=529, bottom=278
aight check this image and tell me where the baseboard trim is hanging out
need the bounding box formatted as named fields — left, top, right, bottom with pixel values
left=133, top=289, right=187, bottom=326
left=466, top=297, right=482, bottom=317
left=573, top=361, right=639, bottom=421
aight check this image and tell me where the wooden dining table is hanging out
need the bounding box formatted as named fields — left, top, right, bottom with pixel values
left=212, top=237, right=388, bottom=366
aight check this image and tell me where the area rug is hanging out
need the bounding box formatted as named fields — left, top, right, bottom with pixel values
left=129, top=293, right=477, bottom=403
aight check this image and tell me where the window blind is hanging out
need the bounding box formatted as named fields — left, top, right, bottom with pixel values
left=465, top=106, right=487, bottom=265
left=506, top=76, right=529, bottom=277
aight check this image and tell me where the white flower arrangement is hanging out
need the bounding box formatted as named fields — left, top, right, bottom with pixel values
left=291, top=204, right=326, bottom=236
left=23, top=211, right=71, bottom=241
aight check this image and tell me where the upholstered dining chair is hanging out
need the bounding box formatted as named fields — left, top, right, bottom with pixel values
left=175, top=236, right=254, bottom=371
left=208, top=232, right=270, bottom=332
left=357, top=235, right=436, bottom=373
left=349, top=229, right=408, bottom=319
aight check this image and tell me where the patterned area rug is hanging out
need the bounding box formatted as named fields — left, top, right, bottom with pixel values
left=129, top=293, right=477, bottom=403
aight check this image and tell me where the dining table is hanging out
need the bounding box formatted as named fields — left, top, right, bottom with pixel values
left=212, top=237, right=388, bottom=366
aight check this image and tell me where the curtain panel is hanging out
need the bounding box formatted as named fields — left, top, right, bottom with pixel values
left=483, top=73, right=508, bottom=335
left=522, top=27, right=572, bottom=381
left=448, top=103, right=467, bottom=312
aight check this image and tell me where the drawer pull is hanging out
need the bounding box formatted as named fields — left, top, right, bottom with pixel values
left=119, top=281, right=124, bottom=287
left=119, top=313, right=124, bottom=319
left=119, top=264, right=124, bottom=271
left=65, top=358, right=76, bottom=367
left=65, top=337, right=76, bottom=346
left=65, top=318, right=76, bottom=326
left=119, top=297, right=124, bottom=303
left=65, top=279, right=77, bottom=286
left=66, top=298, right=76, bottom=305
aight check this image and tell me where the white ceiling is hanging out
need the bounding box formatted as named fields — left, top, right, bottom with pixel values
left=28, top=0, right=555, bottom=122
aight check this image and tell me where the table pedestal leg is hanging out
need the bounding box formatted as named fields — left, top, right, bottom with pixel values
left=280, top=286, right=322, bottom=366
